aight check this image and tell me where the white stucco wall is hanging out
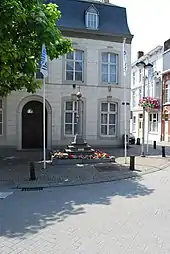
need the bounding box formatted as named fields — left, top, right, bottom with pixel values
left=2, top=37, right=131, bottom=148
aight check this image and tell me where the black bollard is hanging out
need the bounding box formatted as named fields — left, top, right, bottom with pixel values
left=29, top=162, right=36, bottom=181
left=136, top=138, right=140, bottom=145
left=162, top=146, right=166, bottom=157
left=129, top=155, right=135, bottom=171
left=153, top=140, right=156, bottom=149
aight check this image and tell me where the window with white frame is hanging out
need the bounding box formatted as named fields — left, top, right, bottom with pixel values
left=149, top=81, right=154, bottom=97
left=64, top=101, right=77, bottom=136
left=149, top=113, right=158, bottom=132
left=165, top=82, right=170, bottom=103
left=139, top=88, right=142, bottom=99
left=65, top=50, right=84, bottom=81
left=101, top=52, right=118, bottom=83
left=100, top=102, right=117, bottom=136
left=0, top=99, right=3, bottom=136
left=139, top=68, right=142, bottom=82
left=152, top=61, right=156, bottom=72
left=132, top=116, right=136, bottom=132
left=132, top=91, right=136, bottom=108
left=132, top=72, right=136, bottom=85
left=85, top=6, right=99, bottom=30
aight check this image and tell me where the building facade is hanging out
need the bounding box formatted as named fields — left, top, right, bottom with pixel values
left=161, top=39, right=170, bottom=141
left=0, top=0, right=133, bottom=149
left=130, top=46, right=163, bottom=143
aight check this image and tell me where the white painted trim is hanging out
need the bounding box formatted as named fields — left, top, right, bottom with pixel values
left=16, top=95, right=52, bottom=150
left=161, top=69, right=170, bottom=75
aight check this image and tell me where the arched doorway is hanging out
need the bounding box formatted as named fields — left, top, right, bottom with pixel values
left=22, top=101, right=47, bottom=149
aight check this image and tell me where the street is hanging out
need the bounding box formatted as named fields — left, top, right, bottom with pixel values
left=1, top=168, right=170, bottom=253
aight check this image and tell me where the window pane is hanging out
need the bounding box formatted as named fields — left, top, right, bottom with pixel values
left=66, top=71, right=73, bottom=80
left=101, top=113, right=107, bottom=124
left=74, top=101, right=77, bottom=111
left=109, top=125, right=116, bottom=135
left=0, top=111, right=2, bottom=122
left=110, top=74, right=116, bottom=83
left=101, top=103, right=108, bottom=112
left=110, top=54, right=116, bottom=64
left=75, top=62, right=82, bottom=71
left=0, top=100, right=2, bottom=109
left=75, top=50, right=83, bottom=61
left=102, top=64, right=108, bottom=74
left=65, top=101, right=73, bottom=110
left=110, top=64, right=116, bottom=74
left=67, top=52, right=73, bottom=60
left=0, top=123, right=2, bottom=135
left=153, top=121, right=157, bottom=132
left=74, top=113, right=77, bottom=123
left=65, top=113, right=72, bottom=123
left=101, top=125, right=107, bottom=135
left=102, top=74, right=108, bottom=82
left=153, top=113, right=156, bottom=119
left=109, top=114, right=116, bottom=124
left=149, top=114, right=152, bottom=121
left=74, top=124, right=77, bottom=135
left=75, top=72, right=82, bottom=81
left=102, top=53, right=108, bottom=63
left=110, top=103, right=116, bottom=112
left=65, top=124, right=72, bottom=134
left=66, top=62, right=73, bottom=71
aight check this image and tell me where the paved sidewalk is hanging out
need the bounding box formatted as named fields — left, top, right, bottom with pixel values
left=0, top=154, right=169, bottom=189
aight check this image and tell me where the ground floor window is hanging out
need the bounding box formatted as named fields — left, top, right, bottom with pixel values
left=132, top=116, right=136, bottom=132
left=149, top=113, right=158, bottom=132
left=64, top=101, right=78, bottom=136
left=100, top=102, right=117, bottom=136
left=0, top=99, right=3, bottom=136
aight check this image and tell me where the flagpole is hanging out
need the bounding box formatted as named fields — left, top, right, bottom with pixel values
left=123, top=38, right=127, bottom=164
left=43, top=75, right=46, bottom=169
left=40, top=44, right=48, bottom=170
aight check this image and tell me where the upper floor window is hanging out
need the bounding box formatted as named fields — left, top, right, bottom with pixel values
left=85, top=6, right=99, bottom=30
left=139, top=88, right=142, bottom=99
left=139, top=69, right=142, bottom=82
left=132, top=72, right=136, bottom=85
left=100, top=102, right=117, bottom=136
left=132, top=90, right=137, bottom=108
left=152, top=61, right=156, bottom=71
left=65, top=50, right=84, bottom=82
left=101, top=52, right=118, bottom=83
left=0, top=99, right=3, bottom=136
left=165, top=82, right=170, bottom=103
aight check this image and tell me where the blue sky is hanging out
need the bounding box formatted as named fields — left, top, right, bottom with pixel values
left=111, top=0, right=169, bottom=62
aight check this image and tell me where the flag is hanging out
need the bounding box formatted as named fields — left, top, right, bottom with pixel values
left=123, top=38, right=127, bottom=76
left=40, top=44, right=48, bottom=78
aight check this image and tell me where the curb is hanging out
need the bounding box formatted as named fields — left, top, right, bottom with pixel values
left=13, top=162, right=170, bottom=190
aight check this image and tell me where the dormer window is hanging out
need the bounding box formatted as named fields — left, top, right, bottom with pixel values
left=85, top=5, right=99, bottom=30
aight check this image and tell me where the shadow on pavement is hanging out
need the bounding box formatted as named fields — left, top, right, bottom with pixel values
left=0, top=175, right=154, bottom=239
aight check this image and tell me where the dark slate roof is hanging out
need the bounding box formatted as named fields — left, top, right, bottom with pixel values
left=45, top=0, right=132, bottom=37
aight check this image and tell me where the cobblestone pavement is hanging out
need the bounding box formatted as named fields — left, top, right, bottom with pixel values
left=0, top=145, right=170, bottom=188
left=1, top=169, right=170, bottom=253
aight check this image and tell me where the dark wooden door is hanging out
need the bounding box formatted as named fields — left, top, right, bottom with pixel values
left=22, top=101, right=47, bottom=149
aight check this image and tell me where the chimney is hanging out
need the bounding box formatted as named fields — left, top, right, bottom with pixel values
left=164, top=39, right=170, bottom=51
left=137, top=51, right=144, bottom=59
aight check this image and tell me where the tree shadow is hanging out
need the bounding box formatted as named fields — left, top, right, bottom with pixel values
left=0, top=175, right=154, bottom=239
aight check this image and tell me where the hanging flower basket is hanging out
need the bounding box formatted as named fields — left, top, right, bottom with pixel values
left=138, top=96, right=160, bottom=110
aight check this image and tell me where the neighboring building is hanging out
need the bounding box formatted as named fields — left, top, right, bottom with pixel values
left=0, top=0, right=133, bottom=149
left=161, top=39, right=170, bottom=141
left=130, top=46, right=163, bottom=143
